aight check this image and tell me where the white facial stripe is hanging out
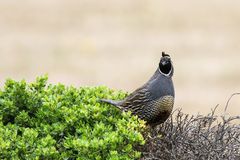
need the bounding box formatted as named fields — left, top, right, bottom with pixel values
left=158, top=64, right=173, bottom=77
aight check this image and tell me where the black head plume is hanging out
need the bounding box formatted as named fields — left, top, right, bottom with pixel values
left=159, top=52, right=173, bottom=76
left=162, top=52, right=170, bottom=57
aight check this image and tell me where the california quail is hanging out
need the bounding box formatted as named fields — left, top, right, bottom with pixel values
left=100, top=52, right=175, bottom=126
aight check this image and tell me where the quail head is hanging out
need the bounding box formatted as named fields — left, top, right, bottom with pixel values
left=100, top=52, right=175, bottom=126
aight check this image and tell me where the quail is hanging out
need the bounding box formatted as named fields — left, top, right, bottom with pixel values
left=100, top=52, right=175, bottom=126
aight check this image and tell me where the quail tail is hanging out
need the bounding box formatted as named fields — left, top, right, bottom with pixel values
left=99, top=99, right=125, bottom=111
left=99, top=99, right=120, bottom=106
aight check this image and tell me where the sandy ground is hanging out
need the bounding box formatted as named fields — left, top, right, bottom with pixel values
left=0, top=1, right=240, bottom=116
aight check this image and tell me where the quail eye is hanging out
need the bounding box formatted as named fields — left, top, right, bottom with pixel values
left=159, top=60, right=172, bottom=74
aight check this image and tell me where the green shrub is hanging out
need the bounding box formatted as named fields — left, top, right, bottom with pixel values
left=0, top=75, right=145, bottom=159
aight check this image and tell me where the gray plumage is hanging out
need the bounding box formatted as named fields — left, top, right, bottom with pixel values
left=100, top=52, right=175, bottom=126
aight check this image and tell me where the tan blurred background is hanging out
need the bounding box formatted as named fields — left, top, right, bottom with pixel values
left=0, top=0, right=240, bottom=115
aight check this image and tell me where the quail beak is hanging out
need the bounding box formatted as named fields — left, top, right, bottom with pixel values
left=162, top=59, right=171, bottom=66
left=161, top=61, right=168, bottom=66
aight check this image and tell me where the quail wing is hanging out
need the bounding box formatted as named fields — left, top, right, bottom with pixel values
left=119, top=84, right=152, bottom=115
